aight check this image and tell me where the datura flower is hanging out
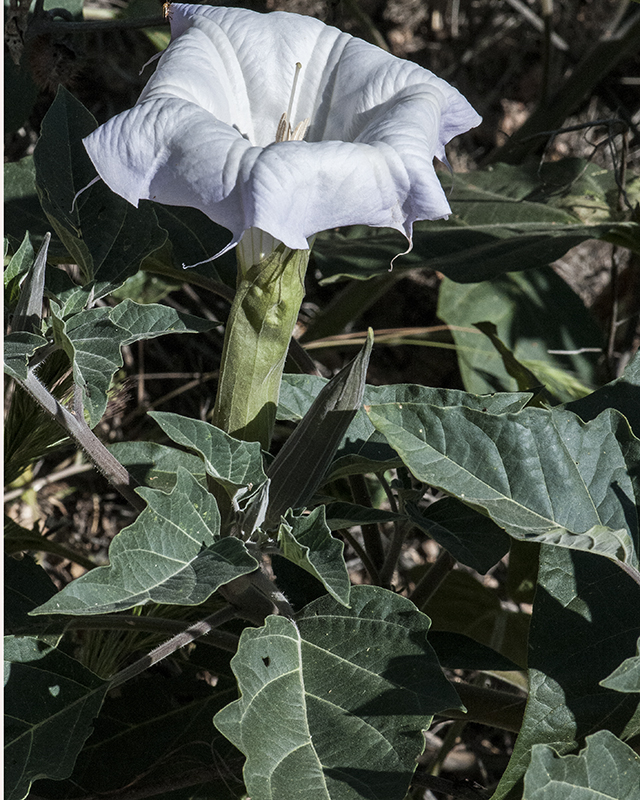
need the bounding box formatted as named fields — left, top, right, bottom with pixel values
left=83, top=3, right=481, bottom=261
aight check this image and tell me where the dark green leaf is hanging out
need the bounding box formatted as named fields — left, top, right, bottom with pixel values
left=4, top=636, right=107, bottom=800
left=31, top=468, right=258, bottom=616
left=277, top=507, right=350, bottom=606
left=523, top=731, right=640, bottom=800
left=30, top=665, right=242, bottom=800
left=428, top=631, right=520, bottom=671
left=4, top=555, right=59, bottom=639
left=323, top=501, right=404, bottom=529
left=314, top=161, right=640, bottom=284
left=420, top=570, right=530, bottom=668
left=493, top=548, right=640, bottom=798
left=214, top=585, right=461, bottom=800
left=33, top=87, right=166, bottom=296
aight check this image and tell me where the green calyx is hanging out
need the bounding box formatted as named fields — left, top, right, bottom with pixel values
left=212, top=243, right=310, bottom=449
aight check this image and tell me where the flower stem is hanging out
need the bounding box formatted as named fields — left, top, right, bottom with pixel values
left=212, top=244, right=310, bottom=449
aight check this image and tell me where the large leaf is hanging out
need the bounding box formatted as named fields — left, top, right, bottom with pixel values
left=31, top=468, right=258, bottom=616
left=4, top=637, right=108, bottom=800
left=277, top=507, right=350, bottom=606
left=33, top=87, right=166, bottom=297
left=150, top=411, right=268, bottom=499
left=214, top=585, right=461, bottom=800
left=366, top=402, right=639, bottom=572
left=313, top=160, right=640, bottom=284
left=523, top=730, right=640, bottom=800
left=493, top=547, right=640, bottom=799
left=437, top=268, right=603, bottom=398
left=278, top=376, right=531, bottom=481
left=49, top=300, right=214, bottom=426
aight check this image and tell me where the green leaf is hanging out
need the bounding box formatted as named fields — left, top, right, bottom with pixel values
left=568, top=351, right=640, bottom=438
left=277, top=507, right=350, bottom=606
left=33, top=87, right=166, bottom=296
left=366, top=403, right=639, bottom=571
left=108, top=440, right=207, bottom=492
left=50, top=300, right=214, bottom=427
left=4, top=636, right=107, bottom=800
left=149, top=203, right=237, bottom=285
left=214, top=585, right=461, bottom=800
left=600, top=638, right=640, bottom=694
left=31, top=468, right=259, bottom=616
left=314, top=161, right=640, bottom=284
left=150, top=411, right=268, bottom=499
left=493, top=548, right=640, bottom=798
left=405, top=497, right=510, bottom=574
left=524, top=728, right=640, bottom=799
left=4, top=331, right=48, bottom=381
left=437, top=269, right=602, bottom=399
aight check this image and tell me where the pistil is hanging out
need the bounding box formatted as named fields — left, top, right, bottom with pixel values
left=275, top=62, right=310, bottom=143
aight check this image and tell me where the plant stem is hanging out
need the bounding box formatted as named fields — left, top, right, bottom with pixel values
left=378, top=518, right=409, bottom=588
left=409, top=548, right=456, bottom=609
left=20, top=371, right=145, bottom=513
left=339, top=527, right=381, bottom=585
left=109, top=605, right=239, bottom=688
left=348, top=474, right=385, bottom=571
left=439, top=681, right=526, bottom=733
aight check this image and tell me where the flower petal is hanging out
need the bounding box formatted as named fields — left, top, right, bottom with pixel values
left=83, top=4, right=481, bottom=253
